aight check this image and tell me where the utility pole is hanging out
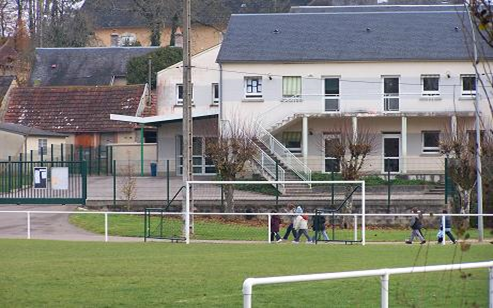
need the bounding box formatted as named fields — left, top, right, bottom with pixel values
left=466, top=5, right=484, bottom=242
left=182, top=0, right=193, bottom=236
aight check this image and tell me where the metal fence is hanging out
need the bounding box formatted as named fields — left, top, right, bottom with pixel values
left=0, top=211, right=491, bottom=244
left=0, top=161, right=87, bottom=204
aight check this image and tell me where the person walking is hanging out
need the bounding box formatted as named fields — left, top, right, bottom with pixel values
left=437, top=209, right=457, bottom=244
left=293, top=207, right=312, bottom=244
left=270, top=210, right=282, bottom=243
left=405, top=208, right=426, bottom=245
left=282, top=203, right=297, bottom=241
left=312, top=212, right=330, bottom=242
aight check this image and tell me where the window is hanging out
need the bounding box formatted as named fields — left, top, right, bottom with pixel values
left=383, top=76, right=399, bottom=111
left=324, top=78, right=340, bottom=111
left=282, top=132, right=301, bottom=153
left=421, top=75, right=440, bottom=96
left=244, top=77, right=262, bottom=98
left=176, top=135, right=216, bottom=175
left=282, top=76, right=302, bottom=98
left=176, top=84, right=193, bottom=104
left=324, top=134, right=340, bottom=173
left=38, top=139, right=47, bottom=155
left=212, top=83, right=219, bottom=105
left=461, top=75, right=476, bottom=96
left=422, top=131, right=440, bottom=153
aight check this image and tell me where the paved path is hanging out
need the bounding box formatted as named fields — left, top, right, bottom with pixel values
left=0, top=205, right=140, bottom=242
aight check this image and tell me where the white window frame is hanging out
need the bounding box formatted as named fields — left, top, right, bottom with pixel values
left=282, top=76, right=302, bottom=98
left=323, top=76, right=340, bottom=112
left=212, top=83, right=219, bottom=105
left=382, top=76, right=400, bottom=112
left=421, top=131, right=441, bottom=154
left=176, top=84, right=193, bottom=105
left=244, top=76, right=262, bottom=99
left=38, top=139, right=48, bottom=155
left=421, top=74, right=440, bottom=96
left=461, top=74, right=476, bottom=96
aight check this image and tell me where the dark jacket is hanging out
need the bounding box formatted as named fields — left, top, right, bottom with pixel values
left=271, top=215, right=281, bottom=232
left=410, top=216, right=422, bottom=230
left=312, top=215, right=326, bottom=231
left=440, top=216, right=452, bottom=229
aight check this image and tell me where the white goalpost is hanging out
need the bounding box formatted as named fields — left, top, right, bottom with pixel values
left=184, top=180, right=366, bottom=245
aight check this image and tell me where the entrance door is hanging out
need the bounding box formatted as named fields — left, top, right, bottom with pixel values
left=383, top=134, right=400, bottom=173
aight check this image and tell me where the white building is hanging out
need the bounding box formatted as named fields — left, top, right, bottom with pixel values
left=119, top=5, right=493, bottom=181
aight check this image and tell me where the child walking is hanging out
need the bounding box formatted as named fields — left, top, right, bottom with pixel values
left=312, top=212, right=330, bottom=242
left=270, top=210, right=282, bottom=243
left=293, top=206, right=312, bottom=244
left=437, top=209, right=457, bottom=244
left=406, top=208, right=426, bottom=245
left=282, top=203, right=297, bottom=241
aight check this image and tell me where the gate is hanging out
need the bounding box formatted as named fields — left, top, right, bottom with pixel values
left=0, top=161, right=87, bottom=205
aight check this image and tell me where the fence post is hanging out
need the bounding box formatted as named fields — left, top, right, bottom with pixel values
left=444, top=157, right=449, bottom=205
left=113, top=160, right=117, bottom=210
left=27, top=211, right=31, bottom=239
left=7, top=156, right=11, bottom=193
left=381, top=273, right=389, bottom=308
left=267, top=213, right=271, bottom=243
left=275, top=162, right=279, bottom=207
left=331, top=171, right=335, bottom=206
left=19, top=153, right=23, bottom=188
left=50, top=144, right=54, bottom=161
left=167, top=160, right=170, bottom=206
left=81, top=160, right=88, bottom=206
left=387, top=159, right=391, bottom=214
left=354, top=214, right=358, bottom=242
left=104, top=212, right=109, bottom=242
left=97, top=145, right=101, bottom=176
left=144, top=209, right=148, bottom=242
left=60, top=143, right=64, bottom=163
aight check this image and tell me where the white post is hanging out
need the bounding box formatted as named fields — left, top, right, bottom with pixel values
left=302, top=116, right=308, bottom=165
left=489, top=267, right=493, bottom=308
left=268, top=213, right=272, bottom=243
left=451, top=115, right=457, bottom=138
left=381, top=273, right=389, bottom=308
left=104, top=212, right=108, bottom=242
left=27, top=211, right=31, bottom=240
left=185, top=182, right=191, bottom=244
left=441, top=215, right=446, bottom=246
left=352, top=116, right=358, bottom=143
left=362, top=181, right=366, bottom=246
left=243, top=279, right=253, bottom=308
left=401, top=116, right=407, bottom=174
left=354, top=214, right=358, bottom=242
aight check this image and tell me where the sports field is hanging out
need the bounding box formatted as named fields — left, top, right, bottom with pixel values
left=0, top=239, right=491, bottom=307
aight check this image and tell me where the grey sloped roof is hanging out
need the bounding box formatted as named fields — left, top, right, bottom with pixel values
left=0, top=76, right=15, bottom=98
left=29, top=47, right=158, bottom=86
left=217, top=8, right=493, bottom=63
left=0, top=123, right=67, bottom=137
left=290, top=4, right=465, bottom=13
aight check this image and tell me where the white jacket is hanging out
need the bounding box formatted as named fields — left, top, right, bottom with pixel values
left=293, top=215, right=308, bottom=230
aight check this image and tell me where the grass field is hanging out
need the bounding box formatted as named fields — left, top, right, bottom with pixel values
left=0, top=239, right=491, bottom=307
left=69, top=213, right=493, bottom=243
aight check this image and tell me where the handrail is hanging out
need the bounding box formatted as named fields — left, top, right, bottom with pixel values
left=251, top=143, right=286, bottom=193
left=254, top=121, right=312, bottom=183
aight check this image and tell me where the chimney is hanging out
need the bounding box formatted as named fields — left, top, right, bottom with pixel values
left=110, top=30, right=120, bottom=47
left=174, top=27, right=183, bottom=48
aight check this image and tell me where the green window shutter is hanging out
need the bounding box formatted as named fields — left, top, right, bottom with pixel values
left=283, top=76, right=301, bottom=97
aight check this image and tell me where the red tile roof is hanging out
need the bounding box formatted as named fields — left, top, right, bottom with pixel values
left=5, top=85, right=146, bottom=133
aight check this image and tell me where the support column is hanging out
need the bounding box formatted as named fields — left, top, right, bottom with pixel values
left=451, top=115, right=457, bottom=138
left=302, top=116, right=308, bottom=165
left=401, top=116, right=407, bottom=174
left=352, top=116, right=358, bottom=142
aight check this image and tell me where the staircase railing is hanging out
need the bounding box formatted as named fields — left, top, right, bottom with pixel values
left=254, top=122, right=312, bottom=183
left=251, top=143, right=286, bottom=193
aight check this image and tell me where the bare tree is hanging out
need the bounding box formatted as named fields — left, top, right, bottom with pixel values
left=440, top=125, right=477, bottom=216
left=205, top=119, right=258, bottom=213
left=324, top=123, right=374, bottom=227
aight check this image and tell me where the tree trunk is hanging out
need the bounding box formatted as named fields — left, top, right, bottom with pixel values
left=224, top=184, right=235, bottom=213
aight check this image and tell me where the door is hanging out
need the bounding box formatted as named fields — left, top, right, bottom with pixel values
left=383, top=134, right=400, bottom=173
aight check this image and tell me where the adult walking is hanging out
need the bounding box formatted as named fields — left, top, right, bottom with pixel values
left=405, top=208, right=426, bottom=245
left=437, top=209, right=457, bottom=244
left=281, top=203, right=297, bottom=241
